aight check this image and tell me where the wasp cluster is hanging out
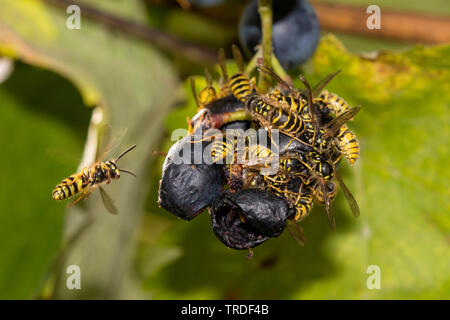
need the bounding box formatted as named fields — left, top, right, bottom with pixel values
left=158, top=47, right=360, bottom=251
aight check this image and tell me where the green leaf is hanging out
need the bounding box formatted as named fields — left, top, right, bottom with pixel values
left=0, top=0, right=179, bottom=299
left=143, top=35, right=449, bottom=299
left=0, top=62, right=91, bottom=299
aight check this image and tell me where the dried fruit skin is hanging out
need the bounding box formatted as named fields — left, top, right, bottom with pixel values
left=211, top=192, right=270, bottom=250
left=210, top=189, right=293, bottom=249
left=206, top=95, right=246, bottom=115
left=158, top=136, right=225, bottom=220
left=230, top=189, right=293, bottom=237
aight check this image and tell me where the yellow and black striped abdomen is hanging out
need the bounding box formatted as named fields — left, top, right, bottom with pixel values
left=228, top=73, right=252, bottom=103
left=292, top=192, right=314, bottom=221
left=246, top=144, right=273, bottom=164
left=247, top=95, right=304, bottom=135
left=248, top=97, right=272, bottom=116
left=210, top=139, right=235, bottom=164
left=270, top=91, right=307, bottom=114
left=52, top=171, right=89, bottom=200
left=336, top=125, right=359, bottom=165
left=270, top=108, right=304, bottom=135
left=315, top=181, right=338, bottom=204
left=320, top=90, right=351, bottom=116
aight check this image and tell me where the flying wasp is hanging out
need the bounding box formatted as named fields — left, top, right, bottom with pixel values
left=52, top=144, right=137, bottom=214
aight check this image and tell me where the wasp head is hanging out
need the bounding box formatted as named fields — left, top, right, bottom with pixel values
left=105, top=161, right=120, bottom=179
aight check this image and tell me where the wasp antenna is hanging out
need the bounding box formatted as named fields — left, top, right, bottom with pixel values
left=190, top=77, right=200, bottom=108
left=204, top=68, right=213, bottom=86
left=257, top=64, right=299, bottom=99
left=218, top=48, right=229, bottom=81
left=312, top=70, right=341, bottom=97
left=115, top=144, right=136, bottom=163
left=232, top=44, right=245, bottom=73
left=299, top=74, right=320, bottom=127
left=120, top=169, right=137, bottom=177
left=298, top=75, right=312, bottom=105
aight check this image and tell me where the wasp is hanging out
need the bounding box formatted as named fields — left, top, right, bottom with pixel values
left=302, top=148, right=359, bottom=229
left=209, top=130, right=276, bottom=190
left=246, top=94, right=307, bottom=138
left=190, top=68, right=218, bottom=111
left=265, top=65, right=360, bottom=166
left=247, top=66, right=361, bottom=228
left=216, top=45, right=255, bottom=104
left=217, top=49, right=308, bottom=145
left=317, top=90, right=352, bottom=117
left=314, top=90, right=360, bottom=165
left=332, top=125, right=359, bottom=165
left=253, top=65, right=332, bottom=148
left=52, top=144, right=137, bottom=214
left=268, top=89, right=310, bottom=115
left=299, top=104, right=360, bottom=229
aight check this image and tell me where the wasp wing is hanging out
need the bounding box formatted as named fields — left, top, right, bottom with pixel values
left=286, top=219, right=306, bottom=246
left=321, top=180, right=336, bottom=230
left=190, top=76, right=200, bottom=109
left=257, top=64, right=299, bottom=99
left=312, top=70, right=341, bottom=97
left=335, top=173, right=360, bottom=218
left=99, top=186, right=118, bottom=215
left=218, top=48, right=229, bottom=80
left=324, top=106, right=361, bottom=138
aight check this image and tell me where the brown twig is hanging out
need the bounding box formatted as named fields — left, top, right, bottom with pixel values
left=43, top=0, right=218, bottom=63
left=311, top=2, right=450, bottom=44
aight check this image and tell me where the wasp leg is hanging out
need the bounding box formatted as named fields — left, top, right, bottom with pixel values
left=82, top=185, right=98, bottom=202
left=66, top=186, right=90, bottom=209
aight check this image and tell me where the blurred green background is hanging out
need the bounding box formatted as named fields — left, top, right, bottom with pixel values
left=0, top=0, right=448, bottom=300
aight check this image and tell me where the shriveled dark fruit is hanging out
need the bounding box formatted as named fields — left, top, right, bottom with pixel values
left=158, top=136, right=225, bottom=220
left=239, top=0, right=320, bottom=69
left=220, top=120, right=251, bottom=131
left=229, top=189, right=293, bottom=237
left=211, top=192, right=270, bottom=250
left=207, top=95, right=245, bottom=115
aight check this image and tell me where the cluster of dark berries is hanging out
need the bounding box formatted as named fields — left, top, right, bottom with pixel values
left=158, top=47, right=360, bottom=251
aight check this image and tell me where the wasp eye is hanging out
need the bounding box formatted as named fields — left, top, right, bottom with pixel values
left=320, top=162, right=333, bottom=178
left=326, top=182, right=335, bottom=192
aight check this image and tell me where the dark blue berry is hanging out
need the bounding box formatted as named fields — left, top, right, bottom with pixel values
left=239, top=0, right=320, bottom=69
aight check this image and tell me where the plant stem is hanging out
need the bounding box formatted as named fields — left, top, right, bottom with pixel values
left=258, top=0, right=273, bottom=92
